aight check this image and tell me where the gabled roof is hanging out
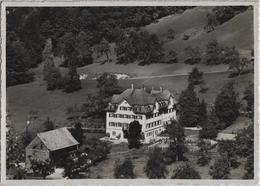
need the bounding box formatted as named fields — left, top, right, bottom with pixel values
left=111, top=88, right=157, bottom=105
left=150, top=89, right=173, bottom=100
left=111, top=88, right=173, bottom=106
left=37, top=127, right=79, bottom=151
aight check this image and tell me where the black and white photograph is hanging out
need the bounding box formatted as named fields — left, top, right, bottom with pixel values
left=2, top=1, right=258, bottom=183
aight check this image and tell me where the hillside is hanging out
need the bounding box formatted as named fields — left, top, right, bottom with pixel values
left=6, top=6, right=254, bottom=133
left=144, top=6, right=253, bottom=61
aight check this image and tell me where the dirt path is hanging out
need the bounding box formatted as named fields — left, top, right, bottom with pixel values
left=130, top=69, right=231, bottom=80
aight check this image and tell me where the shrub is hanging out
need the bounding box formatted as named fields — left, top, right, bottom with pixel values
left=197, top=140, right=211, bottom=166
left=114, top=158, right=135, bottom=178
left=172, top=164, right=201, bottom=179
left=188, top=67, right=204, bottom=85
left=63, top=64, right=81, bottom=93
left=210, top=156, right=230, bottom=179
left=144, top=147, right=168, bottom=179
left=30, top=159, right=54, bottom=179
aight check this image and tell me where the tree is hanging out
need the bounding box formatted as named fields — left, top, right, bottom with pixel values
left=184, top=46, right=202, bottom=64
left=243, top=82, right=254, bottom=119
left=144, top=147, right=168, bottom=179
left=81, top=138, right=112, bottom=164
left=43, top=55, right=55, bottom=80
left=42, top=38, right=53, bottom=62
left=204, top=40, right=223, bottom=65
left=30, top=159, right=54, bottom=179
left=97, top=72, right=120, bottom=98
left=178, top=83, right=202, bottom=127
left=188, top=67, right=204, bottom=85
left=63, top=151, right=90, bottom=179
left=244, top=154, right=254, bottom=179
left=199, top=108, right=219, bottom=139
left=43, top=117, right=55, bottom=132
left=235, top=125, right=253, bottom=158
left=114, top=158, right=135, bottom=178
left=171, top=164, right=201, bottom=179
left=6, top=125, right=26, bottom=170
left=70, top=122, right=84, bottom=145
left=215, top=81, right=239, bottom=128
left=209, top=155, right=230, bottom=179
left=197, top=140, right=211, bottom=166
left=218, top=140, right=240, bottom=168
left=164, top=119, right=187, bottom=162
left=63, top=62, right=81, bottom=93
left=226, top=47, right=248, bottom=75
left=116, top=30, right=164, bottom=65
left=213, top=6, right=237, bottom=24
left=45, top=65, right=63, bottom=90
left=81, top=94, right=109, bottom=117
left=167, top=50, right=178, bottom=63
left=75, top=31, right=94, bottom=66
left=205, top=13, right=218, bottom=32
left=126, top=120, right=142, bottom=149
left=96, top=38, right=111, bottom=63
left=198, top=99, right=207, bottom=126
left=235, top=125, right=254, bottom=179
left=6, top=38, right=34, bottom=87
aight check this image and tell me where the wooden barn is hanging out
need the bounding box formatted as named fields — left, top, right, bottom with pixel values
left=25, top=127, right=79, bottom=168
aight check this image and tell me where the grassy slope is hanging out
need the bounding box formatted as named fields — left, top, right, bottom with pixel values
left=7, top=7, right=254, bottom=133
left=144, top=7, right=253, bottom=61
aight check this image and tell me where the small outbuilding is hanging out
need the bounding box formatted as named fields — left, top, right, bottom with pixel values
left=26, top=127, right=79, bottom=168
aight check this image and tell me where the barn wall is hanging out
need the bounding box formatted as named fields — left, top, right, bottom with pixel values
left=25, top=137, right=50, bottom=169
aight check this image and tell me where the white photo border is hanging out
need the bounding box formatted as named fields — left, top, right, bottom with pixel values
left=1, top=0, right=259, bottom=185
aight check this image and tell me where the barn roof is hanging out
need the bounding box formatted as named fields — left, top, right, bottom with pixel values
left=37, top=127, right=79, bottom=151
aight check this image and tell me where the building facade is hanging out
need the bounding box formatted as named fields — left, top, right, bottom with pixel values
left=106, top=84, right=177, bottom=143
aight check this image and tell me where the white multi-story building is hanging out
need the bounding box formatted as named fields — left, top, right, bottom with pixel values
left=106, top=84, right=177, bottom=143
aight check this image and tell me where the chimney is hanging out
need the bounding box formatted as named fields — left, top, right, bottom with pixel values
left=131, top=83, right=134, bottom=90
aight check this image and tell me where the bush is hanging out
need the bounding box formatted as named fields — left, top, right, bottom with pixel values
left=244, top=154, right=254, bottom=179
left=63, top=64, right=81, bottom=93
left=210, top=156, right=230, bottom=179
left=114, top=158, right=135, bottom=178
left=30, top=159, right=54, bottom=179
left=188, top=67, right=204, bottom=85
left=197, top=140, right=212, bottom=166
left=144, top=147, right=168, bottom=178
left=81, top=138, right=111, bottom=164
left=172, top=164, right=201, bottom=179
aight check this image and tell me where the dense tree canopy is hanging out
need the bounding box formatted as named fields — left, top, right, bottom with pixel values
left=7, top=7, right=192, bottom=86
